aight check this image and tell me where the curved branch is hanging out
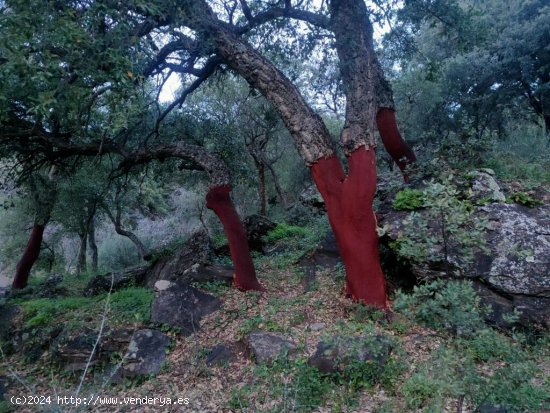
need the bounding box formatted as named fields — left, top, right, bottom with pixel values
left=118, top=143, right=230, bottom=188
left=102, top=203, right=148, bottom=259
left=236, top=1, right=330, bottom=33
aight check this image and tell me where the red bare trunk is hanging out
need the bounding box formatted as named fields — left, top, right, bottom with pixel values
left=12, top=224, right=45, bottom=289
left=206, top=185, right=264, bottom=292
left=310, top=148, right=387, bottom=308
left=376, top=108, right=416, bottom=178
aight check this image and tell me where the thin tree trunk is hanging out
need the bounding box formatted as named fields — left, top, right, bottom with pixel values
left=12, top=225, right=45, bottom=289
left=76, top=231, right=87, bottom=276
left=258, top=162, right=266, bottom=215
left=88, top=218, right=98, bottom=273
left=206, top=185, right=265, bottom=292
left=263, top=157, right=289, bottom=209
left=103, top=205, right=148, bottom=259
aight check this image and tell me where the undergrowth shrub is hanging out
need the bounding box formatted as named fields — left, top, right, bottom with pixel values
left=391, top=178, right=488, bottom=267
left=400, top=342, right=547, bottom=412
left=507, top=192, right=543, bottom=207
left=394, top=280, right=488, bottom=336
left=392, top=188, right=425, bottom=211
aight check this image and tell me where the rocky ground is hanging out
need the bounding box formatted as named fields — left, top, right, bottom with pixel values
left=1, top=169, right=549, bottom=412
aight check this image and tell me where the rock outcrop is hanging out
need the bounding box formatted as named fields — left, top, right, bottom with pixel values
left=119, top=329, right=170, bottom=378
left=150, top=280, right=221, bottom=335
left=378, top=173, right=550, bottom=328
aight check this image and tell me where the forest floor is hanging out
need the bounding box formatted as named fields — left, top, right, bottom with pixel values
left=1, top=250, right=549, bottom=413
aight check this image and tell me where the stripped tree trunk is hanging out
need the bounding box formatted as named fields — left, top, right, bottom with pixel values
left=12, top=225, right=45, bottom=289
left=311, top=148, right=386, bottom=305
left=182, top=0, right=418, bottom=307
left=206, top=185, right=264, bottom=291
left=12, top=168, right=57, bottom=289
left=119, top=144, right=263, bottom=291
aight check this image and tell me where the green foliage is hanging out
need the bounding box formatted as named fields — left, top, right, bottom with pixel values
left=483, top=126, right=550, bottom=186
left=211, top=233, right=228, bottom=248
left=109, top=287, right=153, bottom=323
left=508, top=192, right=544, bottom=208
left=464, top=329, right=521, bottom=362
left=263, top=223, right=309, bottom=243
left=20, top=296, right=94, bottom=328
left=237, top=315, right=281, bottom=337
left=0, top=402, right=11, bottom=413
left=348, top=303, right=385, bottom=324
left=392, top=179, right=488, bottom=266
left=289, top=360, right=333, bottom=411
left=392, top=188, right=425, bottom=210
left=248, top=357, right=336, bottom=412
left=16, top=286, right=152, bottom=329
left=227, top=385, right=252, bottom=409
left=400, top=341, right=547, bottom=412
left=394, top=280, right=487, bottom=336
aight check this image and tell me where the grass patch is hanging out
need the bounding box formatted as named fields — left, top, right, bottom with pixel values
left=109, top=287, right=153, bottom=323
left=19, top=296, right=95, bottom=328
left=16, top=286, right=153, bottom=329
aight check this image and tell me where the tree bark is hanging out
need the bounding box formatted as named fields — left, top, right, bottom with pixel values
left=330, top=0, right=415, bottom=179
left=88, top=218, right=98, bottom=273
left=76, top=231, right=87, bottom=276
left=184, top=0, right=389, bottom=306
left=206, top=185, right=264, bottom=291
left=12, top=225, right=45, bottom=289
left=258, top=162, right=266, bottom=215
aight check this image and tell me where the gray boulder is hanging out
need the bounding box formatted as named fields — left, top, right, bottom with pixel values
left=119, top=329, right=170, bottom=378
left=142, top=232, right=234, bottom=287
left=469, top=169, right=506, bottom=203
left=246, top=332, right=297, bottom=364
left=55, top=333, right=98, bottom=372
left=308, top=335, right=391, bottom=374
left=205, top=343, right=238, bottom=367
left=380, top=197, right=550, bottom=327
left=143, top=231, right=211, bottom=287
left=150, top=280, right=221, bottom=335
